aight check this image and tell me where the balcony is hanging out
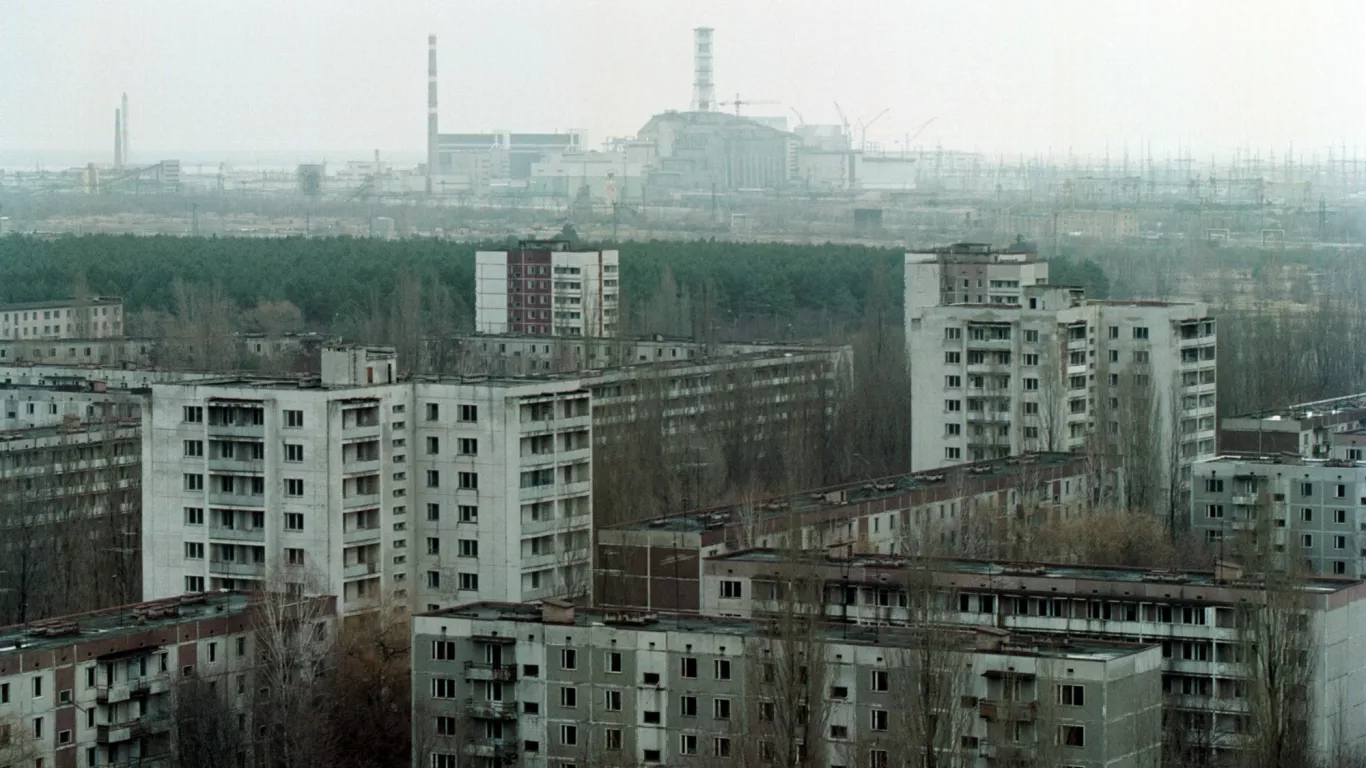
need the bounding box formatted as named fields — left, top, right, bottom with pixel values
left=97, top=715, right=169, bottom=744
left=463, top=662, right=516, bottom=682
left=979, top=699, right=1036, bottom=721
left=209, top=561, right=265, bottom=578
left=208, top=526, right=265, bottom=543
left=206, top=492, right=264, bottom=509
left=342, top=459, right=380, bottom=476
left=343, top=527, right=382, bottom=545
left=207, top=457, right=264, bottom=474
left=96, top=677, right=171, bottom=704
left=343, top=493, right=381, bottom=510
left=342, top=561, right=380, bottom=580
left=465, top=699, right=518, bottom=720
left=462, top=740, right=518, bottom=761
left=206, top=423, right=264, bottom=439
left=1231, top=494, right=1258, bottom=507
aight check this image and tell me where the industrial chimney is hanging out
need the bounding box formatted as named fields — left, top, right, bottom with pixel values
left=114, top=109, right=123, bottom=168
left=692, top=27, right=714, bottom=112
left=427, top=34, right=438, bottom=194
left=121, top=93, right=129, bottom=164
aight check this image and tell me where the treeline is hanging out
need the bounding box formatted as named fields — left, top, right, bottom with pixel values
left=0, top=235, right=905, bottom=339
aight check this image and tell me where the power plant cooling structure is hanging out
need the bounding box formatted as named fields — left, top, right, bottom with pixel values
left=121, top=92, right=130, bottom=164
left=692, top=27, right=714, bottom=112
left=114, top=109, right=123, bottom=168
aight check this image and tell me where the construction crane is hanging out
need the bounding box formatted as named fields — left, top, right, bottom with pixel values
left=858, top=108, right=890, bottom=152
left=789, top=107, right=805, bottom=128
left=718, top=93, right=778, bottom=116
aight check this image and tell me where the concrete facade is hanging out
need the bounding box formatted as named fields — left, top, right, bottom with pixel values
left=1, top=380, right=144, bottom=432
left=476, top=242, right=620, bottom=338
left=696, top=550, right=1366, bottom=763
left=0, top=298, right=124, bottom=341
left=1219, top=392, right=1366, bottom=458
left=594, top=453, right=1116, bottom=613
left=411, top=602, right=1163, bottom=768
left=142, top=346, right=593, bottom=616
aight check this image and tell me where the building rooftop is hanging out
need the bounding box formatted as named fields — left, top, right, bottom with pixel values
left=419, top=602, right=1152, bottom=662
left=1225, top=391, right=1366, bottom=423
left=1196, top=454, right=1364, bottom=470
left=706, top=548, right=1357, bottom=595
left=0, top=592, right=251, bottom=656
left=608, top=452, right=1086, bottom=533
left=0, top=417, right=139, bottom=445
left=0, top=297, right=123, bottom=312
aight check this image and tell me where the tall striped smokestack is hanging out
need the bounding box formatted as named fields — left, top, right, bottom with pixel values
left=121, top=93, right=129, bottom=164
left=692, top=27, right=714, bottom=112
left=114, top=109, right=123, bottom=168
left=427, top=34, right=438, bottom=194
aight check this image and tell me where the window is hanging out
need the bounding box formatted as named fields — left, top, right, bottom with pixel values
left=237, top=637, right=247, bottom=656
left=426, top=503, right=440, bottom=521
left=459, top=539, right=478, bottom=557
left=184, top=406, right=203, bottom=423
left=713, top=697, right=731, bottom=720
left=945, top=447, right=961, bottom=460
left=1023, top=377, right=1039, bottom=391
left=1132, top=326, right=1149, bottom=340
left=945, top=375, right=961, bottom=388
left=870, top=670, right=889, bottom=692
left=681, top=657, right=697, bottom=678
left=605, top=728, right=622, bottom=750
left=284, top=443, right=304, bottom=462
left=945, top=351, right=961, bottom=364
left=459, top=573, right=479, bottom=590
left=1302, top=508, right=1314, bottom=523
left=944, top=327, right=962, bottom=341
left=1207, top=504, right=1224, bottom=519
left=284, top=410, right=304, bottom=428
left=945, top=399, right=961, bottom=412
left=714, top=659, right=731, bottom=680
left=1205, top=478, right=1224, bottom=493
left=425, top=470, right=440, bottom=488
left=830, top=685, right=849, bottom=699
left=1303, top=534, right=1314, bottom=548
left=458, top=438, right=478, bottom=455
left=185, top=507, right=204, bottom=525
left=946, top=423, right=961, bottom=436
left=1337, top=509, right=1348, bottom=524
left=1302, top=482, right=1315, bottom=497
left=681, top=695, right=697, bottom=717
left=1335, top=535, right=1347, bottom=550
left=1335, top=561, right=1347, bottom=575
left=871, top=709, right=889, bottom=730
left=643, top=711, right=661, bottom=724
left=720, top=580, right=742, bottom=598
left=459, top=505, right=478, bottom=523
left=33, top=676, right=42, bottom=698
left=560, top=725, right=577, bottom=746
left=185, top=542, right=204, bottom=559
left=426, top=538, right=440, bottom=555
left=426, top=403, right=439, bottom=421
left=184, top=473, right=203, bottom=491
left=560, top=686, right=577, bottom=708
left=714, top=737, right=731, bottom=758
left=184, top=439, right=203, bottom=457
left=285, top=513, right=304, bottom=531
left=680, top=734, right=698, bottom=755
left=458, top=472, right=478, bottom=490
left=1060, top=725, right=1085, bottom=747
left=560, top=649, right=578, bottom=670
left=459, top=404, right=478, bottom=422
left=185, top=575, right=205, bottom=592
left=1337, top=484, right=1347, bottom=498
left=604, top=689, right=621, bottom=711
left=33, top=716, right=42, bottom=738
left=1058, top=684, right=1084, bottom=706
left=426, top=571, right=441, bottom=589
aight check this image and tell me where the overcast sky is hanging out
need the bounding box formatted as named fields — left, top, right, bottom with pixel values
left=3, top=0, right=1363, bottom=164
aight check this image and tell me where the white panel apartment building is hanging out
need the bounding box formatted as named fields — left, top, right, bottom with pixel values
left=906, top=247, right=1216, bottom=510
left=476, top=241, right=620, bottom=337
left=143, top=345, right=593, bottom=616
left=0, top=297, right=124, bottom=340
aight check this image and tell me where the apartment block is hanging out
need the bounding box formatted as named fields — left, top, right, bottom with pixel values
left=594, top=452, right=1117, bottom=612
left=904, top=242, right=1051, bottom=309
left=1188, top=454, right=1366, bottom=578
left=142, top=345, right=593, bottom=616
left=1219, top=392, right=1366, bottom=457
left=476, top=240, right=620, bottom=337
left=1, top=418, right=142, bottom=621
left=695, top=550, right=1366, bottom=762
left=0, top=592, right=332, bottom=768
left=0, top=297, right=124, bottom=341
left=1, top=378, right=145, bottom=431
left=907, top=271, right=1216, bottom=509
left=412, top=601, right=1162, bottom=768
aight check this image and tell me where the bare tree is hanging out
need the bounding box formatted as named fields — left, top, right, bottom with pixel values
left=1239, top=568, right=1316, bottom=768
left=171, top=676, right=249, bottom=768
left=251, top=570, right=337, bottom=768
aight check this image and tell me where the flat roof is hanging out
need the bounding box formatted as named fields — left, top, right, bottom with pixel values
left=419, top=602, right=1150, bottom=661
left=610, top=452, right=1086, bottom=533
left=0, top=297, right=123, bottom=312
left=707, top=549, right=1356, bottom=595
left=1225, top=391, right=1366, bottom=423
left=0, top=592, right=251, bottom=656
left=0, top=417, right=139, bottom=444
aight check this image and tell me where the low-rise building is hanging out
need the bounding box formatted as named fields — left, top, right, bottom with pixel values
left=594, top=452, right=1116, bottom=612
left=1, top=378, right=145, bottom=431
left=0, top=418, right=142, bottom=622
left=1218, top=392, right=1366, bottom=458
left=695, top=549, right=1366, bottom=763
left=412, top=601, right=1163, bottom=768
left=0, top=297, right=124, bottom=341
left=0, top=591, right=333, bottom=768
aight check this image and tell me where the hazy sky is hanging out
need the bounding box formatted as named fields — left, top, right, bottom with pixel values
left=3, top=0, right=1363, bottom=163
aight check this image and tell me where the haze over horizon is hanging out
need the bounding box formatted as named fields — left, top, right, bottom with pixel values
left=3, top=0, right=1364, bottom=165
